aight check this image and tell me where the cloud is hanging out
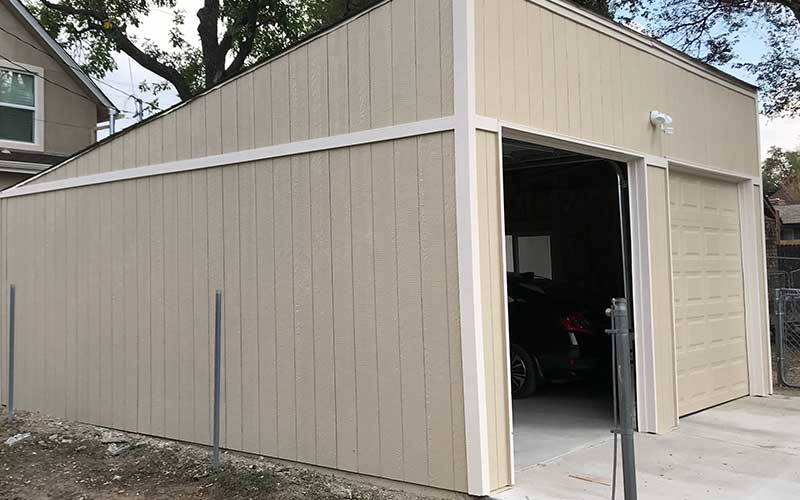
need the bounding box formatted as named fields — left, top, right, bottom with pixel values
left=760, top=116, right=800, bottom=159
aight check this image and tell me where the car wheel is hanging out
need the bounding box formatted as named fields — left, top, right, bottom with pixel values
left=510, top=344, right=537, bottom=399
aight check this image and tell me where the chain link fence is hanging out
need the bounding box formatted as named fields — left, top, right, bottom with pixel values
left=775, top=288, right=800, bottom=388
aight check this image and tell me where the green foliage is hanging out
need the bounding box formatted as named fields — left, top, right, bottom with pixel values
left=763, top=145, right=800, bottom=195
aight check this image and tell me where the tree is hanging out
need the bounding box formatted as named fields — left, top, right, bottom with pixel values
left=763, top=145, right=800, bottom=195
left=622, top=0, right=800, bottom=117
left=28, top=0, right=334, bottom=104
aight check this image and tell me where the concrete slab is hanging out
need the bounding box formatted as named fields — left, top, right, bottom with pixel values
left=513, top=384, right=614, bottom=470
left=499, top=396, right=800, bottom=500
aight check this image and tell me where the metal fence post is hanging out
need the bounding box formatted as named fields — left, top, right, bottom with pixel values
left=609, top=297, right=637, bottom=500
left=6, top=284, right=14, bottom=419
left=212, top=289, right=222, bottom=466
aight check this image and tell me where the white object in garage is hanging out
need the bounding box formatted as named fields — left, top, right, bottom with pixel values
left=670, top=171, right=749, bottom=416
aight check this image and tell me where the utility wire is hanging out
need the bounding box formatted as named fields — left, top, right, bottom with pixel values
left=0, top=25, right=159, bottom=113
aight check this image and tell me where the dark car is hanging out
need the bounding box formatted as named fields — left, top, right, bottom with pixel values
left=507, top=272, right=608, bottom=398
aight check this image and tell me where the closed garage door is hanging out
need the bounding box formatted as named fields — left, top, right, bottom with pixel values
left=670, top=171, right=748, bottom=416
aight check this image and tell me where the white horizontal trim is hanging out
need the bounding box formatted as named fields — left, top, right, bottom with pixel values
left=496, top=118, right=643, bottom=163
left=644, top=155, right=669, bottom=169
left=1, top=115, right=456, bottom=199
left=667, top=158, right=758, bottom=182
left=475, top=114, right=499, bottom=133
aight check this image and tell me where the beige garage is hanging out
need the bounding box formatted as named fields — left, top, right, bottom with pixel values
left=670, top=171, right=749, bottom=416
left=0, top=0, right=771, bottom=497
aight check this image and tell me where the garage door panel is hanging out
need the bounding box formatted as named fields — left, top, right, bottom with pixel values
left=671, top=171, right=748, bottom=416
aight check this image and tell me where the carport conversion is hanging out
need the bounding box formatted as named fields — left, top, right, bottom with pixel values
left=0, top=0, right=770, bottom=497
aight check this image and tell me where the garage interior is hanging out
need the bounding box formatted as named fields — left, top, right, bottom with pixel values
left=501, top=138, right=633, bottom=470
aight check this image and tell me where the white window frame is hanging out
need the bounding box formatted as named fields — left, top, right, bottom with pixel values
left=0, top=61, right=44, bottom=152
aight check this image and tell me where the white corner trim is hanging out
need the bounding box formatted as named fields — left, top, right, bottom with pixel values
left=628, top=160, right=659, bottom=433
left=738, top=182, right=771, bottom=396
left=454, top=0, right=491, bottom=496
left=495, top=131, right=515, bottom=485
left=0, top=115, right=456, bottom=199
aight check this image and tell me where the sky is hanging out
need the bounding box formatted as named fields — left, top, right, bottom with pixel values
left=97, top=1, right=799, bottom=159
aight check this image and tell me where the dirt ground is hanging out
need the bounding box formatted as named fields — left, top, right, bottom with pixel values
left=0, top=410, right=440, bottom=500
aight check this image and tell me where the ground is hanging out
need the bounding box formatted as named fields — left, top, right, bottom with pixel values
left=0, top=411, right=436, bottom=500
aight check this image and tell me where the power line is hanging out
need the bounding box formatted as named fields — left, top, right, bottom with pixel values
left=0, top=25, right=159, bottom=113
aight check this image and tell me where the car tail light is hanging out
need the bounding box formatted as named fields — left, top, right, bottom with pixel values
left=561, top=313, right=592, bottom=334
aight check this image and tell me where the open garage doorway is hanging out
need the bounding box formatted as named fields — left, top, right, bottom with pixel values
left=501, top=138, right=634, bottom=470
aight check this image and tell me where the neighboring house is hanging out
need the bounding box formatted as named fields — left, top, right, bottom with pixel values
left=0, top=0, right=771, bottom=497
left=0, top=0, right=115, bottom=189
left=776, top=205, right=800, bottom=242
left=764, top=196, right=779, bottom=273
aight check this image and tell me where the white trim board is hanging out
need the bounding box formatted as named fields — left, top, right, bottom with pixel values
left=0, top=116, right=456, bottom=199
left=453, top=0, right=492, bottom=495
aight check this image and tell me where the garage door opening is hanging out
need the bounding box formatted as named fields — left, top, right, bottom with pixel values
left=501, top=138, right=634, bottom=470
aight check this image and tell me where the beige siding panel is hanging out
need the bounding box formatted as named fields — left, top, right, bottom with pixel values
left=136, top=179, right=152, bottom=432
left=392, top=0, right=417, bottom=123
left=273, top=157, right=297, bottom=459
left=253, top=66, right=274, bottom=148
left=289, top=48, right=310, bottom=142
left=239, top=164, right=260, bottom=454
left=647, top=167, right=678, bottom=431
left=371, top=142, right=403, bottom=479
left=327, top=27, right=350, bottom=136
left=192, top=170, right=211, bottom=444
left=149, top=177, right=166, bottom=436
left=349, top=145, right=381, bottom=476
left=222, top=166, right=243, bottom=449
left=255, top=160, right=278, bottom=455
left=237, top=74, right=256, bottom=151
left=329, top=148, right=358, bottom=472
left=221, top=84, right=239, bottom=153
left=415, top=0, right=443, bottom=120
left=292, top=154, right=316, bottom=464
left=476, top=130, right=512, bottom=492
left=370, top=6, right=394, bottom=129
left=394, top=137, right=428, bottom=485
left=188, top=100, right=205, bottom=160
left=309, top=152, right=336, bottom=468
left=177, top=173, right=195, bottom=442
left=308, top=39, right=330, bottom=139
left=474, top=0, right=759, bottom=177
left=1, top=133, right=466, bottom=493
left=348, top=17, right=371, bottom=132
left=205, top=90, right=223, bottom=156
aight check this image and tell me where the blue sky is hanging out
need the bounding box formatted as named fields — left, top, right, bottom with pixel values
left=98, top=2, right=799, bottom=159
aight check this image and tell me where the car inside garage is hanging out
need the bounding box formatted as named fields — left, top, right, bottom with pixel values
left=501, top=138, right=632, bottom=469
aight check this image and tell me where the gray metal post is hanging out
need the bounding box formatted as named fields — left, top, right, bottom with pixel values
left=612, top=298, right=637, bottom=500
left=7, top=284, right=14, bottom=419
left=212, top=289, right=222, bottom=466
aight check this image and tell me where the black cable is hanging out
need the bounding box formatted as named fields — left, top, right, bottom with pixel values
left=0, top=51, right=101, bottom=106
left=0, top=24, right=153, bottom=108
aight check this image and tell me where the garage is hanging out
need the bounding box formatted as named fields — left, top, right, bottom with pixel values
left=670, top=171, right=749, bottom=415
left=499, top=138, right=628, bottom=468
left=0, top=0, right=772, bottom=498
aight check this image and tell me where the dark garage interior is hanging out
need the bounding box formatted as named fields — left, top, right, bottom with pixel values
left=501, top=138, right=632, bottom=469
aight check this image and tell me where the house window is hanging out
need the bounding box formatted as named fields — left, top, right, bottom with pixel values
left=0, top=67, right=37, bottom=144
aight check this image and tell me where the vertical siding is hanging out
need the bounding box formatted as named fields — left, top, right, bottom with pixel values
left=28, top=0, right=455, bottom=186
left=476, top=130, right=512, bottom=491
left=474, top=0, right=759, bottom=177
left=0, top=133, right=467, bottom=492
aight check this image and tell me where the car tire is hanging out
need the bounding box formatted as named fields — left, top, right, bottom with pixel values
left=510, top=344, right=537, bottom=399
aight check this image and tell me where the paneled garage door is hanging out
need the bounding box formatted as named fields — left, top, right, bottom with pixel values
left=670, top=171, right=748, bottom=416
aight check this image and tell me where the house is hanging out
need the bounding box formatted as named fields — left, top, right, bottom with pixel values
left=0, top=0, right=115, bottom=189
left=0, top=0, right=770, bottom=497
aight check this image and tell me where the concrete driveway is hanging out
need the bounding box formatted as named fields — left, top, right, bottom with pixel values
left=495, top=395, right=800, bottom=499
